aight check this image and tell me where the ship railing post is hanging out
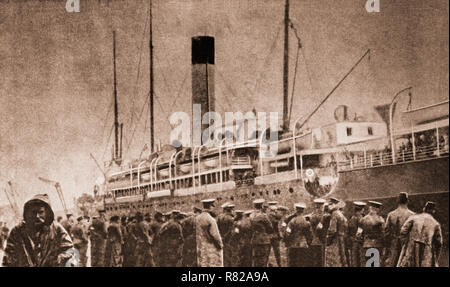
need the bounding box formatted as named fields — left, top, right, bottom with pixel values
left=259, top=128, right=270, bottom=177
left=412, top=126, right=416, bottom=161
left=363, top=147, right=367, bottom=168
left=138, top=160, right=147, bottom=195
left=370, top=154, right=373, bottom=167
left=219, top=138, right=227, bottom=187
left=292, top=117, right=303, bottom=179
left=192, top=146, right=198, bottom=195
left=169, top=151, right=176, bottom=187
left=402, top=149, right=405, bottom=162
left=130, top=164, right=133, bottom=186
left=173, top=150, right=183, bottom=189
left=350, top=158, right=353, bottom=169
left=197, top=144, right=207, bottom=188
left=150, top=157, right=158, bottom=192
left=299, top=152, right=303, bottom=176
left=154, top=157, right=161, bottom=191
left=436, top=122, right=440, bottom=157
left=380, top=151, right=383, bottom=166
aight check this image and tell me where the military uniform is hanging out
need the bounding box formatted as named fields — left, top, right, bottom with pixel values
left=217, top=206, right=235, bottom=267
left=308, top=199, right=326, bottom=267
left=123, top=220, right=137, bottom=267
left=236, top=211, right=253, bottom=267
left=268, top=208, right=282, bottom=267
left=324, top=201, right=348, bottom=267
left=105, top=220, right=123, bottom=267
left=359, top=201, right=385, bottom=267
left=284, top=204, right=313, bottom=267
left=181, top=215, right=197, bottom=267
left=89, top=215, right=107, bottom=267
left=195, top=199, right=223, bottom=267
left=347, top=202, right=366, bottom=267
left=134, top=220, right=153, bottom=267
left=149, top=218, right=164, bottom=266
left=157, top=216, right=184, bottom=267
left=397, top=202, right=442, bottom=267
left=249, top=200, right=273, bottom=267
left=70, top=220, right=89, bottom=267
left=384, top=205, right=415, bottom=266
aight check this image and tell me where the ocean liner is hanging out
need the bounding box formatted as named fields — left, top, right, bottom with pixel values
left=95, top=0, right=449, bottom=247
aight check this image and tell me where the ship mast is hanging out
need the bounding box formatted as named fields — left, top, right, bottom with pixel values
left=149, top=0, right=155, bottom=153
left=282, top=0, right=290, bottom=131
left=112, top=31, right=122, bottom=166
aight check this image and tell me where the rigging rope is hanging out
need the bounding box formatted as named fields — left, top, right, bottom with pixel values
left=288, top=20, right=302, bottom=125
left=128, top=8, right=150, bottom=135
left=124, top=92, right=149, bottom=157
left=252, top=23, right=283, bottom=103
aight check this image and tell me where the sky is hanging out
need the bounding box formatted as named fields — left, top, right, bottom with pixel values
left=0, top=0, right=448, bottom=215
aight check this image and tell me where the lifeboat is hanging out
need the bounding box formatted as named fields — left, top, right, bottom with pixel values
left=159, top=169, right=169, bottom=178
left=203, top=158, right=218, bottom=169
left=179, top=164, right=192, bottom=174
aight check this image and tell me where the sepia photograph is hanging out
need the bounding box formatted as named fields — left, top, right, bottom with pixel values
left=0, top=0, right=448, bottom=271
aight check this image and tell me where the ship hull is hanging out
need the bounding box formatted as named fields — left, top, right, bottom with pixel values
left=104, top=156, right=449, bottom=265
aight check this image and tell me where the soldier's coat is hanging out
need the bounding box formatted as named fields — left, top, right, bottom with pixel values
left=325, top=209, right=348, bottom=267
left=195, top=211, right=223, bottom=267
left=105, top=222, right=123, bottom=267
left=157, top=219, right=184, bottom=267
left=217, top=212, right=234, bottom=267
left=397, top=212, right=442, bottom=267
left=181, top=216, right=197, bottom=267
left=384, top=206, right=415, bottom=266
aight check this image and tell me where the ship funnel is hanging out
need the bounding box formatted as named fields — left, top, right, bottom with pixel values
left=192, top=36, right=215, bottom=146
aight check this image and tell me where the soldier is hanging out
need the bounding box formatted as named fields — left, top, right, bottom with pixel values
left=157, top=210, right=184, bottom=267
left=229, top=210, right=244, bottom=267
left=195, top=199, right=223, bottom=267
left=119, top=215, right=128, bottom=265
left=134, top=212, right=153, bottom=267
left=61, top=213, right=76, bottom=236
left=70, top=216, right=89, bottom=267
left=181, top=212, right=197, bottom=267
left=149, top=211, right=164, bottom=266
left=384, top=192, right=415, bottom=267
left=324, top=197, right=348, bottom=267
left=277, top=206, right=290, bottom=238
left=123, top=216, right=137, bottom=267
left=217, top=202, right=235, bottom=267
left=2, top=194, right=74, bottom=267
left=267, top=201, right=282, bottom=267
left=236, top=210, right=253, bottom=267
left=249, top=199, right=274, bottom=267
left=358, top=201, right=385, bottom=267
left=308, top=198, right=326, bottom=267
left=284, top=203, right=313, bottom=267
left=397, top=201, right=442, bottom=267
left=105, top=215, right=123, bottom=267
left=347, top=201, right=366, bottom=267
left=89, top=209, right=108, bottom=267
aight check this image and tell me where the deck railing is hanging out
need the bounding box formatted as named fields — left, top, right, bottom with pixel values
left=338, top=142, right=449, bottom=171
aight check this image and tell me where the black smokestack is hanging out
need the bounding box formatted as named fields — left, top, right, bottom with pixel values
left=192, top=36, right=215, bottom=146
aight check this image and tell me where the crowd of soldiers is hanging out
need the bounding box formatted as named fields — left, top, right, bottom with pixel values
left=0, top=191, right=444, bottom=267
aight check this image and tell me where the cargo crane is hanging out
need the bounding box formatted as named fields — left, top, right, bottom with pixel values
left=38, top=177, right=69, bottom=216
